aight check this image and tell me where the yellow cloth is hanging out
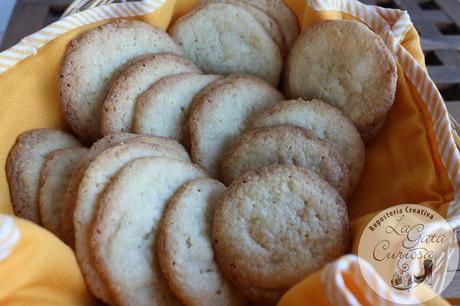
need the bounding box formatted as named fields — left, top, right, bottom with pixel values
left=278, top=258, right=451, bottom=306
left=0, top=215, right=94, bottom=305
left=0, top=0, right=455, bottom=305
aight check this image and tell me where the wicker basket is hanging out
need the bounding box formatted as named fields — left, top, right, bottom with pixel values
left=62, top=0, right=129, bottom=17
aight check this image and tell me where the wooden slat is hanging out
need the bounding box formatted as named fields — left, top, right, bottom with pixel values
left=0, top=4, right=49, bottom=50
left=416, top=22, right=443, bottom=36
left=435, top=50, right=460, bottom=65
left=13, top=0, right=72, bottom=5
left=435, top=0, right=460, bottom=27
left=0, top=0, right=73, bottom=51
left=444, top=269, right=460, bottom=300
left=442, top=228, right=460, bottom=300
left=446, top=102, right=460, bottom=122
left=395, top=0, right=423, bottom=12
left=421, top=36, right=460, bottom=51
left=410, top=10, right=451, bottom=24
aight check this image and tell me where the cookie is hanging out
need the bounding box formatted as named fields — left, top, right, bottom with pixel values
left=250, top=99, right=365, bottom=194
left=206, top=0, right=285, bottom=56
left=6, top=129, right=81, bottom=223
left=169, top=3, right=283, bottom=85
left=134, top=73, right=222, bottom=142
left=284, top=20, right=397, bottom=140
left=61, top=132, right=137, bottom=245
left=221, top=125, right=350, bottom=198
left=362, top=113, right=388, bottom=141
left=73, top=140, right=190, bottom=304
left=240, top=286, right=284, bottom=306
left=91, top=157, right=207, bottom=306
left=157, top=178, right=247, bottom=306
left=101, top=53, right=201, bottom=135
left=39, top=146, right=87, bottom=238
left=61, top=132, right=187, bottom=246
left=60, top=19, right=182, bottom=143
left=188, top=74, right=284, bottom=177
left=238, top=0, right=299, bottom=49
left=213, top=165, right=349, bottom=293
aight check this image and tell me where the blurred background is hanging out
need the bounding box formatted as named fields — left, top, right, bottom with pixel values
left=0, top=0, right=16, bottom=46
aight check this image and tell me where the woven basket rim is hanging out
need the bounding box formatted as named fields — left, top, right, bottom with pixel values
left=62, top=0, right=129, bottom=17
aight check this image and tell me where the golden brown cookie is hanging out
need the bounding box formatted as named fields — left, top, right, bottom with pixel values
left=169, top=3, right=283, bottom=85
left=91, top=157, right=207, bottom=306
left=284, top=20, right=397, bottom=141
left=39, top=146, right=87, bottom=238
left=60, top=19, right=182, bottom=143
left=158, top=178, right=247, bottom=306
left=213, top=165, right=349, bottom=299
left=188, top=74, right=284, bottom=177
left=100, top=53, right=200, bottom=135
left=250, top=99, right=365, bottom=195
left=239, top=0, right=299, bottom=49
left=6, top=129, right=81, bottom=223
left=134, top=73, right=222, bottom=142
left=221, top=125, right=350, bottom=198
left=61, top=132, right=138, bottom=246
left=73, top=140, right=189, bottom=304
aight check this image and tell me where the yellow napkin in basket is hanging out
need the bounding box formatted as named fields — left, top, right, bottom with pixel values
left=0, top=0, right=457, bottom=305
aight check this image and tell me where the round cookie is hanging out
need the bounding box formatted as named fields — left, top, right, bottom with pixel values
left=157, top=178, right=247, bottom=306
left=206, top=0, right=285, bottom=56
left=250, top=99, right=365, bottom=194
left=61, top=132, right=137, bottom=245
left=61, top=132, right=188, bottom=246
left=169, top=3, right=283, bottom=85
left=101, top=53, right=201, bottom=135
left=284, top=20, right=397, bottom=140
left=6, top=129, right=81, bottom=223
left=91, top=157, right=207, bottom=306
left=39, top=146, right=88, bottom=238
left=188, top=74, right=284, bottom=177
left=134, top=73, right=222, bottom=142
left=213, top=165, right=349, bottom=292
left=60, top=19, right=182, bottom=143
left=238, top=0, right=299, bottom=48
left=221, top=125, right=350, bottom=198
left=73, top=141, right=189, bottom=304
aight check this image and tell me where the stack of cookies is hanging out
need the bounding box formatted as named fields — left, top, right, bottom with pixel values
left=6, top=1, right=398, bottom=305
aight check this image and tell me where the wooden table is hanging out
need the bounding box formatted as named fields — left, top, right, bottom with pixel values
left=361, top=0, right=460, bottom=124
left=0, top=0, right=72, bottom=51
left=1, top=0, right=460, bottom=302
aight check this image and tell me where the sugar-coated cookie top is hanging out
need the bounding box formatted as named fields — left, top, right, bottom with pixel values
left=221, top=124, right=350, bottom=197
left=60, top=19, right=182, bottom=143
left=188, top=74, right=284, bottom=177
left=250, top=98, right=365, bottom=194
left=213, top=165, right=349, bottom=290
left=6, top=128, right=81, bottom=223
left=285, top=20, right=397, bottom=140
left=91, top=157, right=206, bottom=306
left=158, top=178, right=248, bottom=306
